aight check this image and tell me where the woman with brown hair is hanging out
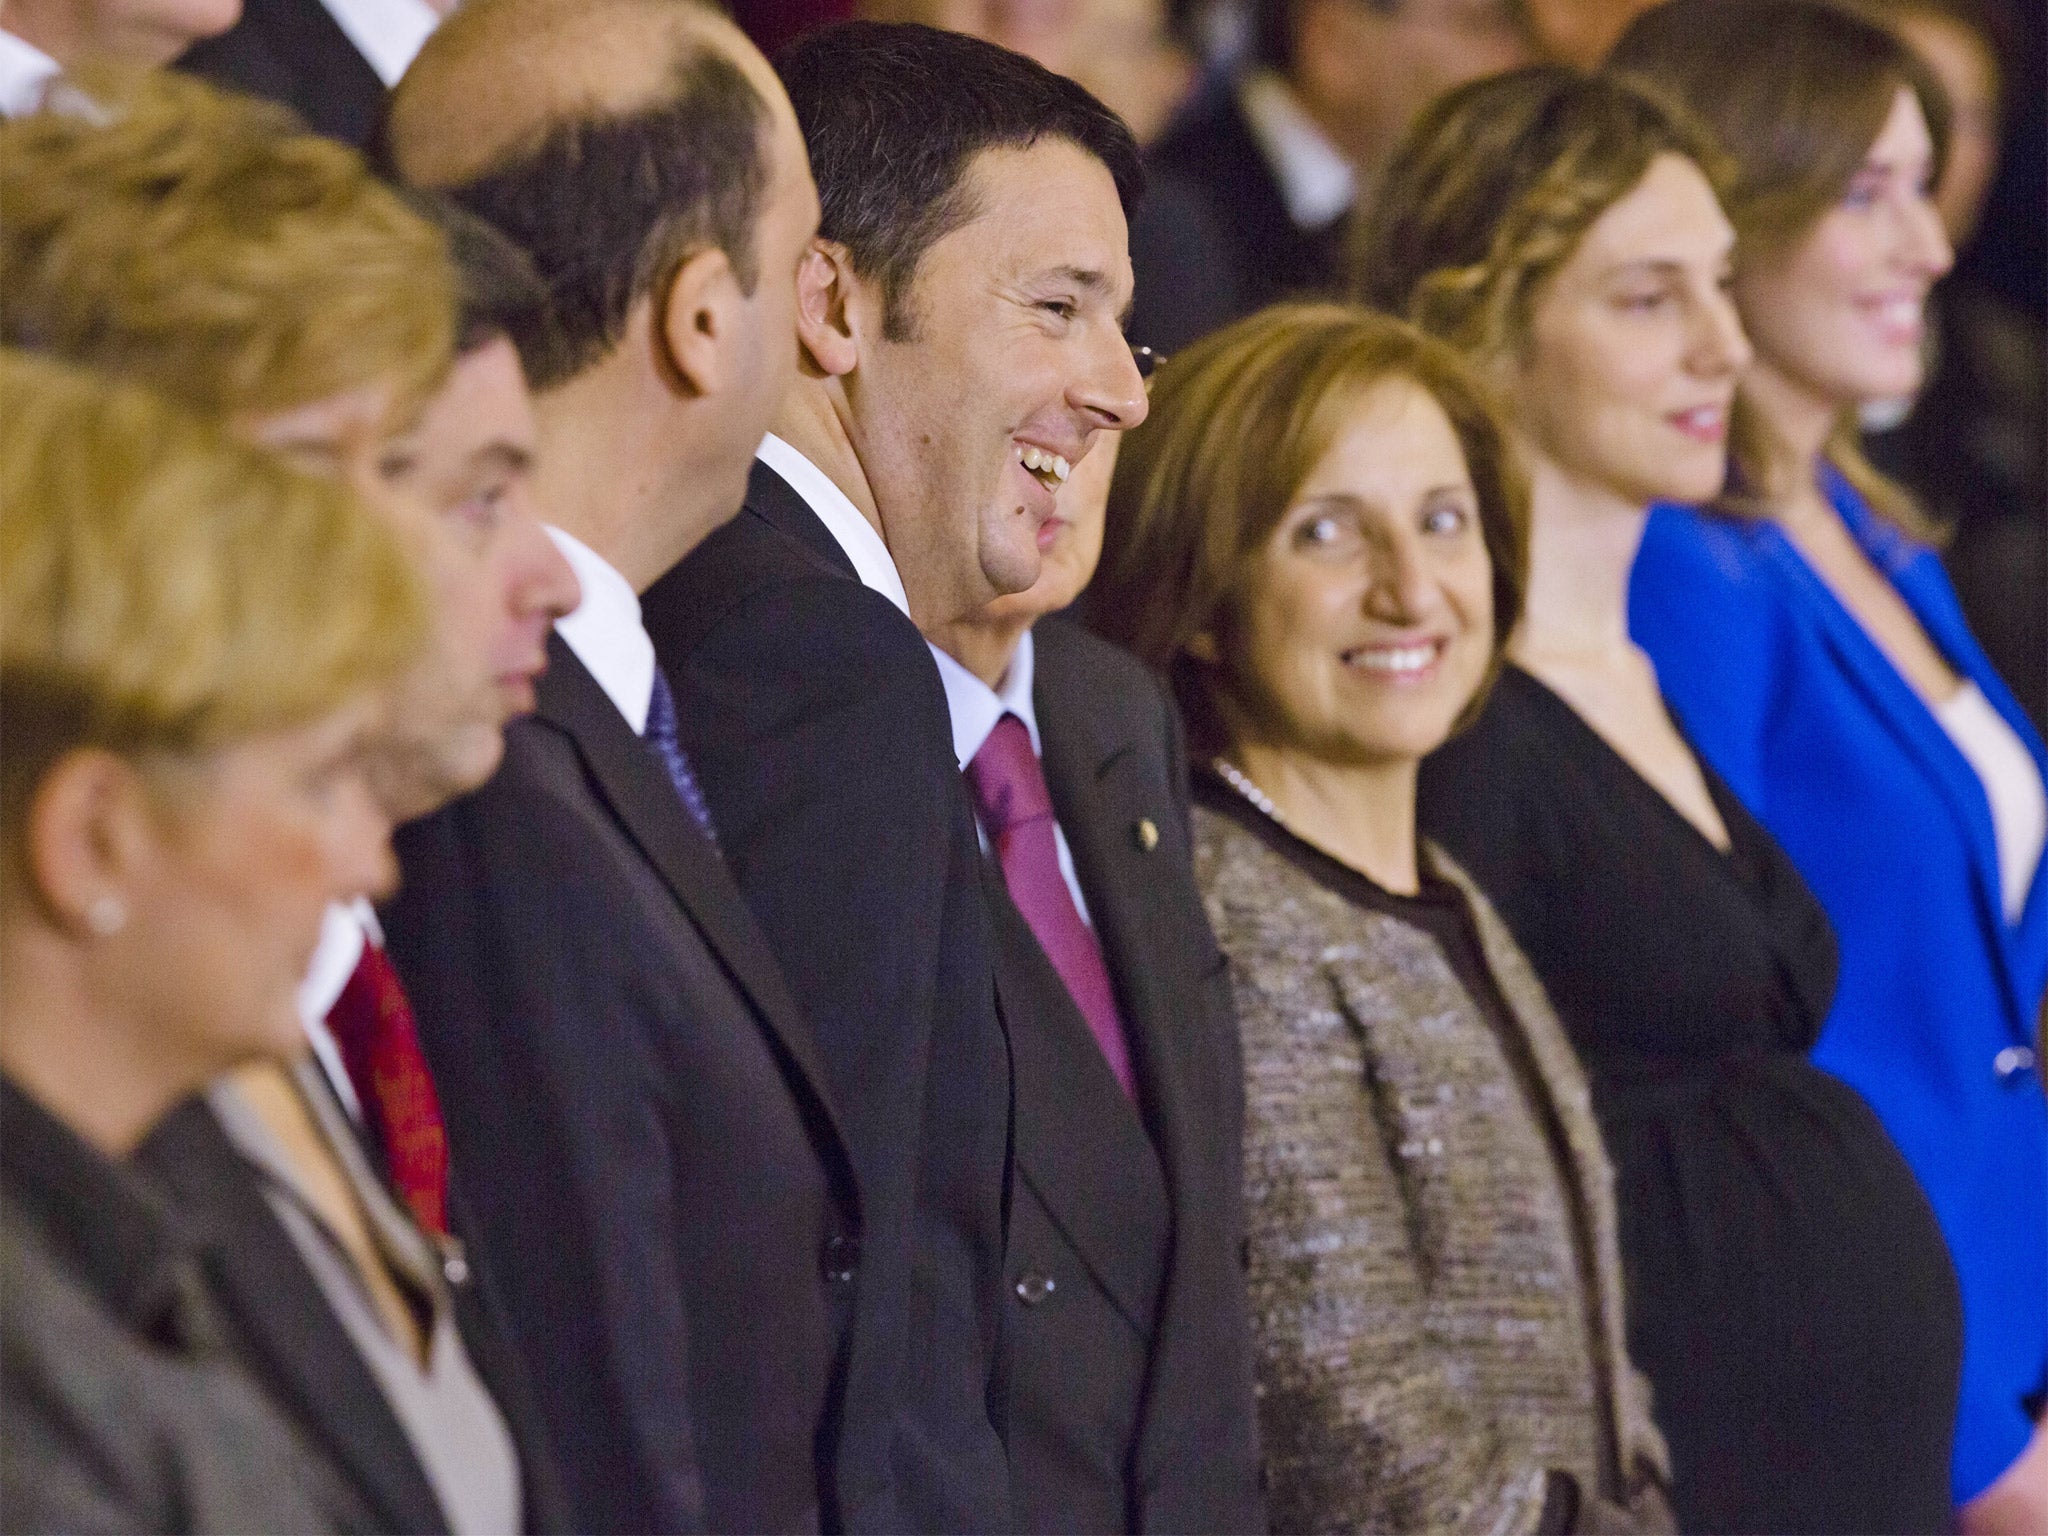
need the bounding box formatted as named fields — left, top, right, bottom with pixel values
left=1089, top=303, right=1673, bottom=1534
left=1613, top=2, right=2047, bottom=1525
left=1357, top=62, right=1963, bottom=1533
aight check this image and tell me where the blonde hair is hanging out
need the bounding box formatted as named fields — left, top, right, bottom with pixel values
left=1610, top=0, right=1952, bottom=542
left=0, top=69, right=455, bottom=426
left=1356, top=65, right=1732, bottom=367
left=1086, top=303, right=1529, bottom=757
left=0, top=351, right=429, bottom=873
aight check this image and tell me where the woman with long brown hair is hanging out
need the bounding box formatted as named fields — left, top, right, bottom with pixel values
left=1615, top=2, right=2048, bottom=1525
left=1357, top=62, right=1962, bottom=1533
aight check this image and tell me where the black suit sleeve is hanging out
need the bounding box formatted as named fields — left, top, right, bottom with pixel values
left=389, top=745, right=708, bottom=1536
left=661, top=568, right=1013, bottom=1533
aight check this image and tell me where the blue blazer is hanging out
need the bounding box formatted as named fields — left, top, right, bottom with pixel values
left=1630, top=468, right=2048, bottom=1507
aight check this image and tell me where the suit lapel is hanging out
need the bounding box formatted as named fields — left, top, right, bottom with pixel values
left=534, top=635, right=855, bottom=1171
left=1034, top=631, right=1196, bottom=1195
left=138, top=1099, right=448, bottom=1535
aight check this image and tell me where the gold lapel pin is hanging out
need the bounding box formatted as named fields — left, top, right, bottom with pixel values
left=1134, top=817, right=1160, bottom=852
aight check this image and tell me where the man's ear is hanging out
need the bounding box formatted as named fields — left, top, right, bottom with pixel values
left=659, top=245, right=742, bottom=399
left=794, top=239, right=861, bottom=379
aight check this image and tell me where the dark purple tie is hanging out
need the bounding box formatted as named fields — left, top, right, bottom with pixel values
left=967, top=713, right=1136, bottom=1098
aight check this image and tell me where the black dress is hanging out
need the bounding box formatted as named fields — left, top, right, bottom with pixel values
left=1418, top=664, right=1963, bottom=1535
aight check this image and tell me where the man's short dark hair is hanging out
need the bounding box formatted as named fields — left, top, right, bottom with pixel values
left=397, top=187, right=557, bottom=363
left=777, top=22, right=1144, bottom=342
left=432, top=46, right=769, bottom=389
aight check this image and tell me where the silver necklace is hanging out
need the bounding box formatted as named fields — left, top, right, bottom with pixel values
left=1210, top=757, right=1288, bottom=828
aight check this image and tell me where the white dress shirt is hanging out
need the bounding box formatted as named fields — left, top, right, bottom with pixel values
left=548, top=524, right=658, bottom=732
left=297, top=897, right=382, bottom=1121
left=1237, top=69, right=1356, bottom=231
left=756, top=432, right=912, bottom=618
left=930, top=631, right=1095, bottom=927
left=0, top=28, right=60, bottom=118
left=315, top=0, right=440, bottom=86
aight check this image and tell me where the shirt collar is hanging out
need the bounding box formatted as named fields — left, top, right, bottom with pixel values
left=313, top=0, right=440, bottom=86
left=756, top=432, right=912, bottom=618
left=0, top=1075, right=211, bottom=1345
left=930, top=628, right=1042, bottom=772
left=296, top=898, right=379, bottom=1122
left=0, top=28, right=60, bottom=118
left=548, top=524, right=658, bottom=734
left=1237, top=70, right=1356, bottom=230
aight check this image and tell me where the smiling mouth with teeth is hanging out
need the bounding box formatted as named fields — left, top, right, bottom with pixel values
left=1341, top=641, right=1444, bottom=677
left=1018, top=443, right=1072, bottom=493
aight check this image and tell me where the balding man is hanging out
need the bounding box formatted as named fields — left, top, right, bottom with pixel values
left=379, top=5, right=862, bottom=1531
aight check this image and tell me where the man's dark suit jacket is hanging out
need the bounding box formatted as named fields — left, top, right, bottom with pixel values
left=382, top=636, right=864, bottom=1535
left=986, top=617, right=1266, bottom=1534
left=136, top=1090, right=571, bottom=1536
left=1128, top=76, right=1348, bottom=355
left=640, top=460, right=1014, bottom=1535
left=176, top=0, right=387, bottom=146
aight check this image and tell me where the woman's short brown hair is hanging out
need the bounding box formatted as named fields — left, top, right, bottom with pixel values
left=1610, top=0, right=1952, bottom=540
left=0, top=69, right=455, bottom=427
left=1354, top=65, right=1731, bottom=369
left=1085, top=303, right=1529, bottom=759
left=0, top=351, right=429, bottom=884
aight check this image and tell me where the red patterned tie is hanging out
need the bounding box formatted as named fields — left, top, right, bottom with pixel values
left=325, top=942, right=450, bottom=1235
left=967, top=713, right=1136, bottom=1098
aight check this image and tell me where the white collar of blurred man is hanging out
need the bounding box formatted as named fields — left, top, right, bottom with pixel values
left=0, top=22, right=59, bottom=114
left=1239, top=69, right=1354, bottom=230
left=311, top=0, right=442, bottom=86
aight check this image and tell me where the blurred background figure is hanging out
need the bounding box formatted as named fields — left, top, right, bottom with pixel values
left=1362, top=64, right=1964, bottom=1534
left=178, top=0, right=454, bottom=147
left=1851, top=0, right=2043, bottom=732
left=0, top=0, right=238, bottom=115
left=860, top=0, right=1195, bottom=142
left=1125, top=0, right=1532, bottom=352
left=1090, top=304, right=1673, bottom=1534
left=0, top=350, right=423, bottom=1534
left=1617, top=2, right=2048, bottom=1527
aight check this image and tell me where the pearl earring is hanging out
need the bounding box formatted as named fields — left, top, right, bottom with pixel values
left=85, top=895, right=127, bottom=937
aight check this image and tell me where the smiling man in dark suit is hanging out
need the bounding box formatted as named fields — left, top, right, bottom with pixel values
left=922, top=436, right=1267, bottom=1534
left=379, top=4, right=861, bottom=1531
left=638, top=24, right=1149, bottom=1532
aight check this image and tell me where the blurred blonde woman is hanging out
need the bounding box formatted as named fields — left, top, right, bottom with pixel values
left=0, top=352, right=424, bottom=1532
left=1089, top=304, right=1672, bottom=1534
left=1358, top=64, right=1962, bottom=1534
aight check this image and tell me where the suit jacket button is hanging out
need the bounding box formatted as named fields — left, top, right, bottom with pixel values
left=1134, top=817, right=1160, bottom=852
left=821, top=1234, right=861, bottom=1284
left=1014, top=1269, right=1055, bottom=1306
left=1995, top=1045, right=2036, bottom=1082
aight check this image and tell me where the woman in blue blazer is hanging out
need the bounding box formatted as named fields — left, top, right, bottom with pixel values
left=1617, top=2, right=2048, bottom=1525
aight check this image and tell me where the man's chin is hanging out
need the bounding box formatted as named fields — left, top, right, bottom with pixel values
left=369, top=725, right=507, bottom=825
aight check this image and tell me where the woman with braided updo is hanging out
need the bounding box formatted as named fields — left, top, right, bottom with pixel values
left=1356, top=66, right=1963, bottom=1533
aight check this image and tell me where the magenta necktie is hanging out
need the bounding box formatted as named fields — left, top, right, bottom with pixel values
left=966, top=713, right=1136, bottom=1099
